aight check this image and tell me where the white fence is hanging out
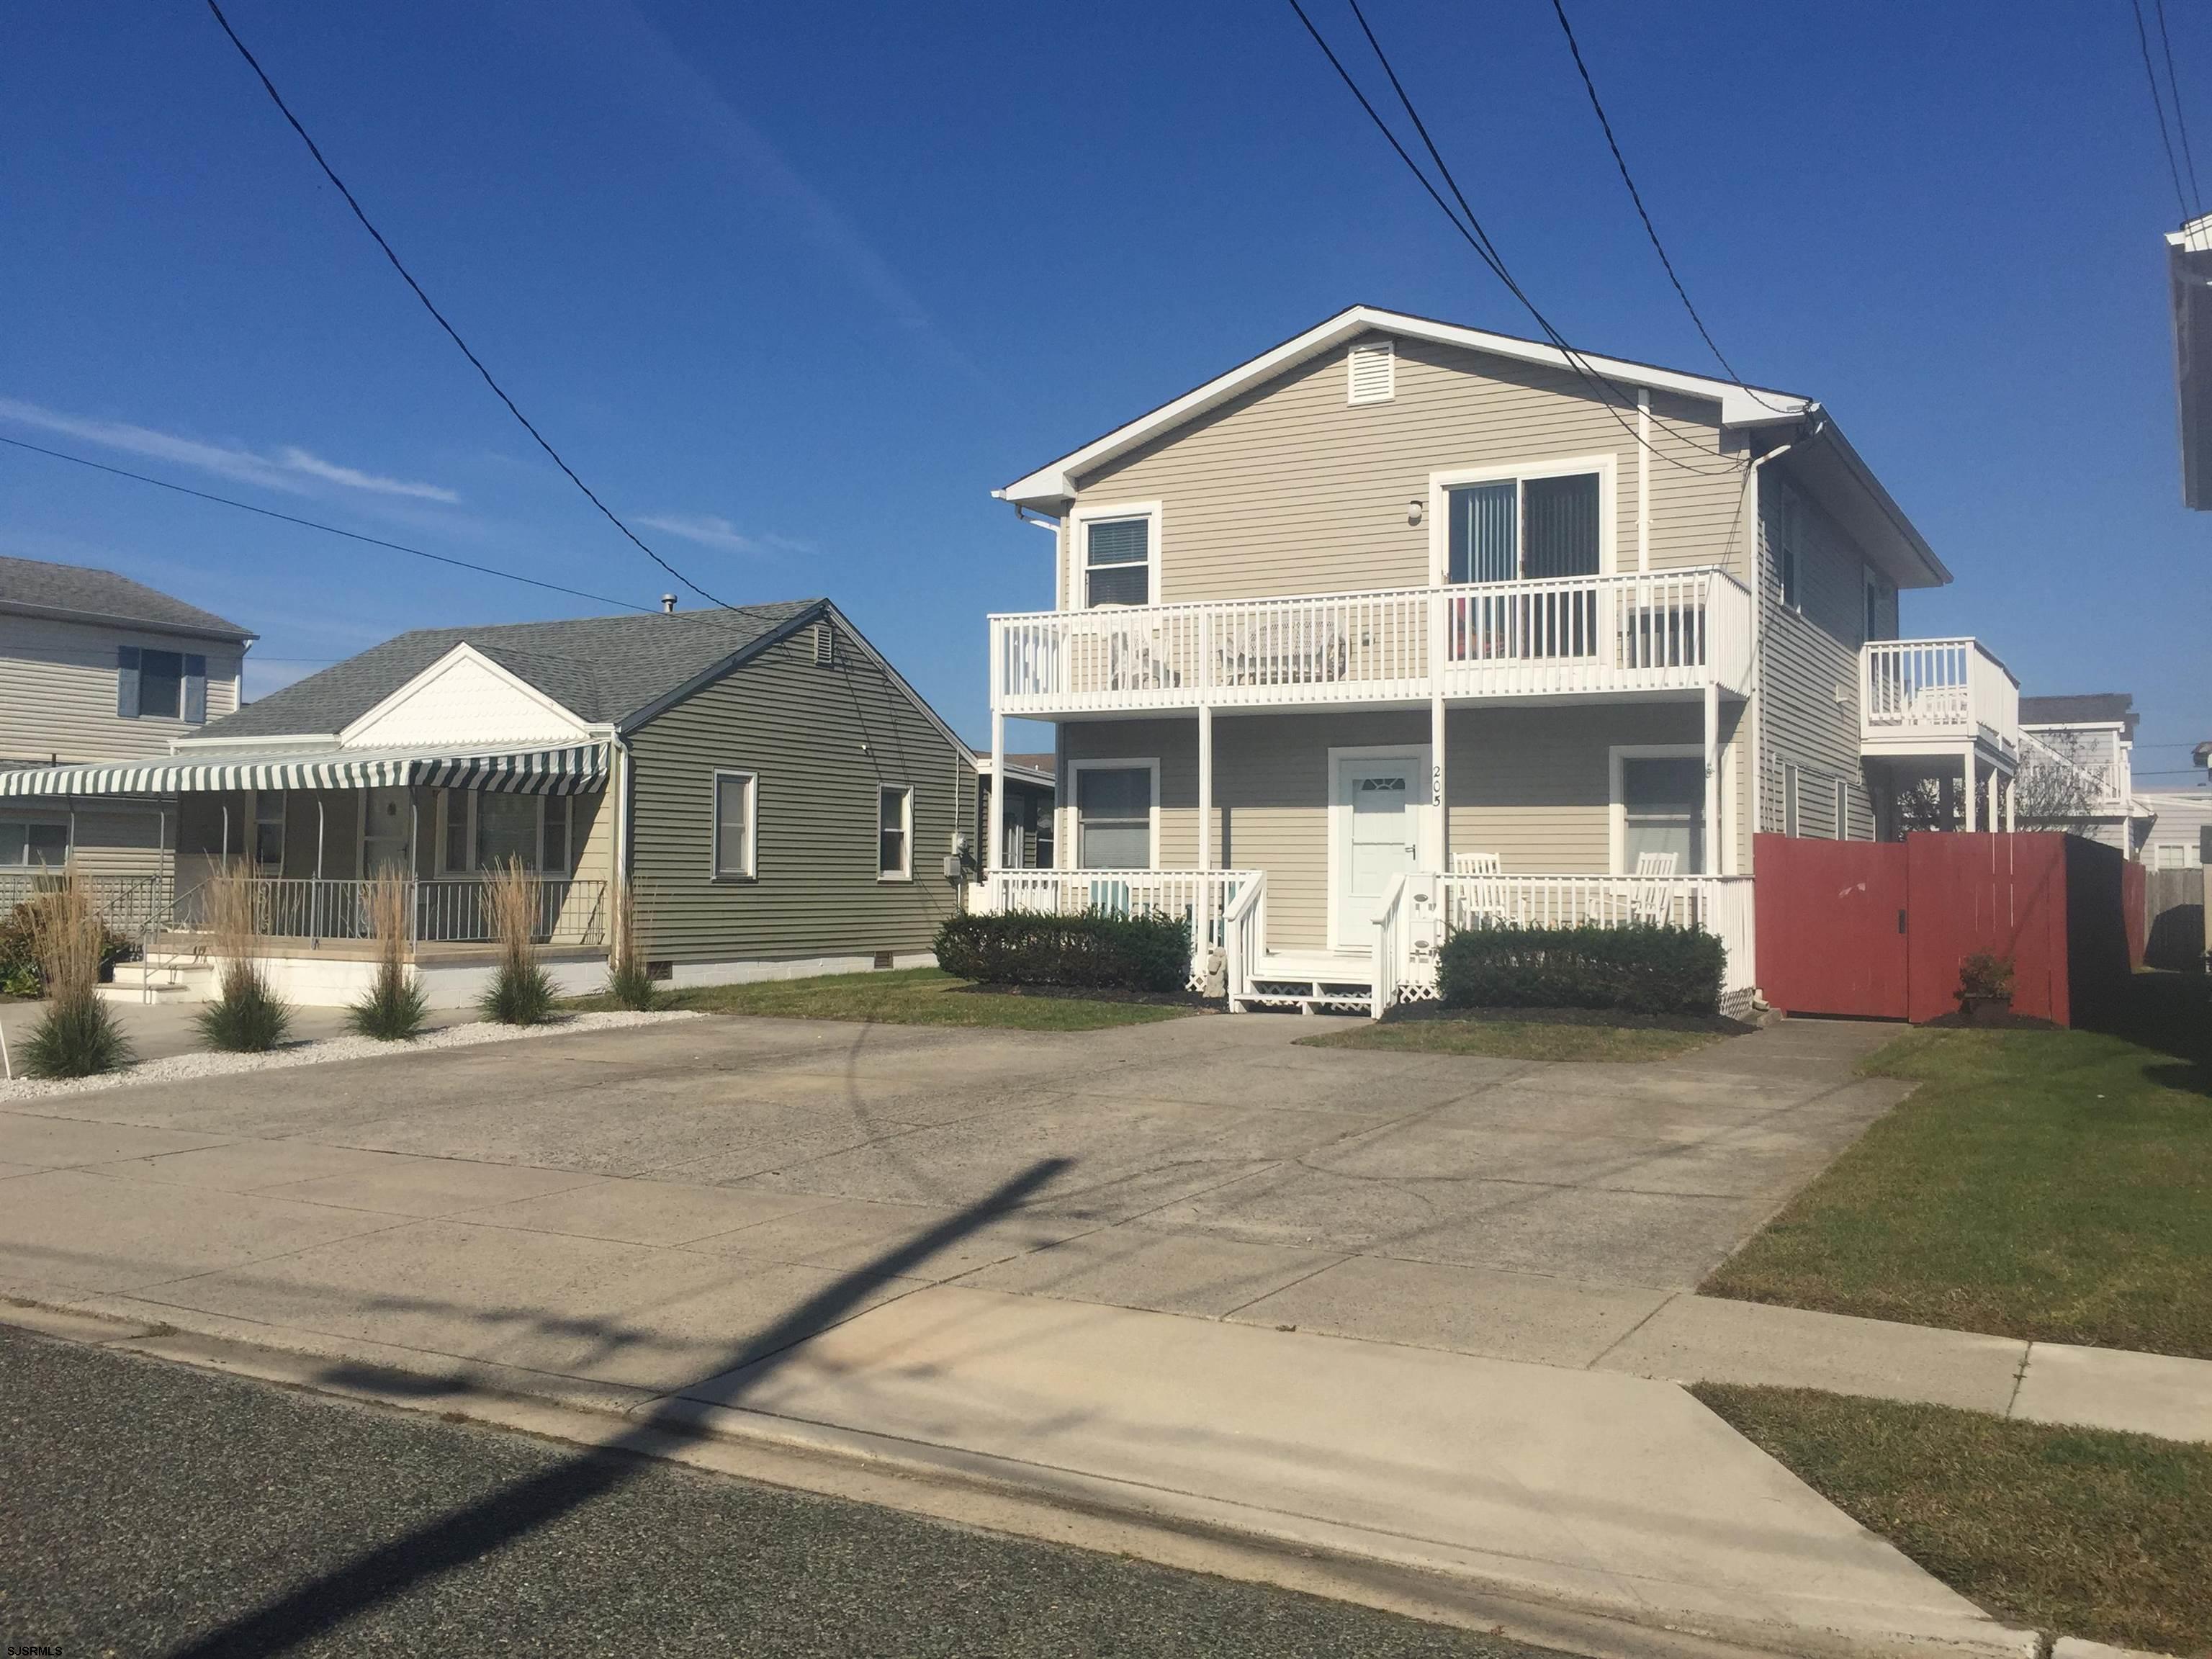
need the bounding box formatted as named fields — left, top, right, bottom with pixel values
left=984, top=868, right=1264, bottom=984
left=1861, top=638, right=2020, bottom=760
left=992, top=569, right=1753, bottom=716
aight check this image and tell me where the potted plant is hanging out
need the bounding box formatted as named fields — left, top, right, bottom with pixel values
left=1956, top=950, right=2016, bottom=1025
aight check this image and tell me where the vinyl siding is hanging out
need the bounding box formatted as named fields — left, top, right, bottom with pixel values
left=0, top=613, right=241, bottom=765
left=1755, top=470, right=1882, bottom=843
left=1061, top=701, right=1745, bottom=950
left=626, top=621, right=969, bottom=964
left=1061, top=332, right=1750, bottom=606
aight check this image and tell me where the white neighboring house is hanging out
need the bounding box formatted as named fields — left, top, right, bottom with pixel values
left=2014, top=693, right=2149, bottom=855
left=0, top=554, right=251, bottom=902
left=981, top=305, right=2021, bottom=1016
left=2137, top=789, right=2212, bottom=869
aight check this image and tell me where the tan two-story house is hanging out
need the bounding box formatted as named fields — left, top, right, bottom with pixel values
left=983, top=307, right=2018, bottom=1013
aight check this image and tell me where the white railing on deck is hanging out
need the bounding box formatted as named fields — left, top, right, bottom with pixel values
left=984, top=868, right=1263, bottom=984
left=1223, top=872, right=1267, bottom=1011
left=1434, top=873, right=1757, bottom=997
left=1371, top=873, right=1408, bottom=1020
left=993, top=569, right=1752, bottom=716
left=1861, top=639, right=2020, bottom=759
left=2020, top=725, right=2131, bottom=812
left=169, top=876, right=608, bottom=949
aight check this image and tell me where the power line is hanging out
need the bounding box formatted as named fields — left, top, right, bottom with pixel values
left=201, top=0, right=735, bottom=608
left=1287, top=0, right=1737, bottom=477
left=2155, top=0, right=2205, bottom=219
left=0, top=433, right=652, bottom=613
left=2132, top=0, right=2193, bottom=223
left=1544, top=0, right=1791, bottom=415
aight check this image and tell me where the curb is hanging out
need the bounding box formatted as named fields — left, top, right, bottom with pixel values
left=0, top=1295, right=2043, bottom=1659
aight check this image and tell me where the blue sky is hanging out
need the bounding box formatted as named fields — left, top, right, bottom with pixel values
left=3, top=1, right=2207, bottom=779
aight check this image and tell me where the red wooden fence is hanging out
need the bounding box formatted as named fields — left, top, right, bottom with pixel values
left=1755, top=832, right=2129, bottom=1027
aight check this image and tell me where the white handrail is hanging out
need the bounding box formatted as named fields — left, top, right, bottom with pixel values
left=1371, top=873, right=1407, bottom=1020
left=1223, top=871, right=1267, bottom=1011
left=992, top=569, right=1753, bottom=715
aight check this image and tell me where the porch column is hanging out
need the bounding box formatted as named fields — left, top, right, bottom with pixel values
left=1963, top=754, right=1979, bottom=832
left=1429, top=585, right=1448, bottom=871
left=2004, top=773, right=2017, bottom=832
left=1197, top=704, right=1214, bottom=972
left=1986, top=766, right=2000, bottom=835
left=1703, top=683, right=1719, bottom=876
left=987, top=711, right=1006, bottom=884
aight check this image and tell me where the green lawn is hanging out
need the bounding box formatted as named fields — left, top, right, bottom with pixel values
left=1704, top=986, right=2212, bottom=1357
left=1300, top=1016, right=1718, bottom=1064
left=572, top=967, right=1192, bottom=1032
left=1696, top=1384, right=2212, bottom=1653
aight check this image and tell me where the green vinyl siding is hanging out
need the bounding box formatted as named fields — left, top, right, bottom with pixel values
left=624, top=619, right=971, bottom=964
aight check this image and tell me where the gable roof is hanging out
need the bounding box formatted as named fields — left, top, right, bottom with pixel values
left=997, top=305, right=1814, bottom=510
left=0, top=554, right=253, bottom=642
left=2021, top=693, right=2138, bottom=738
left=197, top=602, right=822, bottom=742
left=996, top=304, right=1948, bottom=590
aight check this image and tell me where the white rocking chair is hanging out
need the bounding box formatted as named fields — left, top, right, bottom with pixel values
left=1450, top=851, right=1506, bottom=927
left=1628, top=850, right=1679, bottom=926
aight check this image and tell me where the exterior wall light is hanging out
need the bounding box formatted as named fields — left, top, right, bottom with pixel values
left=1407, top=498, right=1425, bottom=526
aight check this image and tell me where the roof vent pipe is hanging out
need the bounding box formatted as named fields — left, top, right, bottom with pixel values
left=660, top=594, right=676, bottom=613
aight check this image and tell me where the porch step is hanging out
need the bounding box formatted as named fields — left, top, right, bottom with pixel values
left=1231, top=950, right=1375, bottom=1017
left=96, top=955, right=216, bottom=1005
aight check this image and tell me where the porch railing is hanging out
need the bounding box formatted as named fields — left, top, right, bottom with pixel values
left=992, top=568, right=1753, bottom=716
left=1434, top=871, right=1757, bottom=997
left=1861, top=638, right=2020, bottom=760
left=1222, top=871, right=1267, bottom=1011
left=168, top=876, right=608, bottom=949
left=983, top=868, right=1262, bottom=986
left=0, top=873, right=172, bottom=938
left=1372, top=874, right=1408, bottom=1020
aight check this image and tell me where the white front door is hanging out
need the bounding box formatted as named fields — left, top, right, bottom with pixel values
left=1332, top=751, right=1429, bottom=947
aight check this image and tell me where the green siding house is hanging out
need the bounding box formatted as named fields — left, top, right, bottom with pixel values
left=0, top=598, right=974, bottom=1004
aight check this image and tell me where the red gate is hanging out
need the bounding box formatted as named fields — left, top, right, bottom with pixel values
left=1755, top=832, right=2118, bottom=1026
left=1754, top=836, right=1907, bottom=1019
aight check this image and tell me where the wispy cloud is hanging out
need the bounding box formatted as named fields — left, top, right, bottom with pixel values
left=0, top=396, right=460, bottom=503
left=635, top=511, right=811, bottom=556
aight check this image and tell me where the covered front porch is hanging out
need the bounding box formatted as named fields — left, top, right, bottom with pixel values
left=0, top=740, right=616, bottom=1005
left=984, top=698, right=1755, bottom=1016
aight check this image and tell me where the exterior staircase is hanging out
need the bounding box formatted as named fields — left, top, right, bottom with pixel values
left=97, top=949, right=216, bottom=1005
left=1229, top=948, right=1375, bottom=1016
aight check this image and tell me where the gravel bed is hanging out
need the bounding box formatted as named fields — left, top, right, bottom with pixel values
left=0, top=1010, right=699, bottom=1100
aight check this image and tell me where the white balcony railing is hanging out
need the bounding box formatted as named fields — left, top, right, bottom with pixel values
left=1860, top=639, right=2020, bottom=760
left=992, top=569, right=1753, bottom=716
left=2019, top=725, right=2133, bottom=812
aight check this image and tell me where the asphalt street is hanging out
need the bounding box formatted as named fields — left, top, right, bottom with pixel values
left=0, top=1326, right=1570, bottom=1659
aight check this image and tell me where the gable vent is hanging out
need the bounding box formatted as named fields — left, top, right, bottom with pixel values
left=812, top=621, right=835, bottom=665
left=1347, top=340, right=1395, bottom=405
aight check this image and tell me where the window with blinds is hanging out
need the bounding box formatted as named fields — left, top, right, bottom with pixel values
left=1445, top=472, right=1600, bottom=583
left=1084, top=517, right=1151, bottom=607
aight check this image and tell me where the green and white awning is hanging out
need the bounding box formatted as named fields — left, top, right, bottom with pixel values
left=0, top=742, right=608, bottom=799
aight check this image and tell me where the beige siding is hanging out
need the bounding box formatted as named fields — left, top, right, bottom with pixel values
left=1064, top=333, right=1749, bottom=606
left=1061, top=701, right=1745, bottom=950
left=0, top=613, right=241, bottom=765
left=626, top=620, right=971, bottom=965
left=1755, top=471, right=1881, bottom=842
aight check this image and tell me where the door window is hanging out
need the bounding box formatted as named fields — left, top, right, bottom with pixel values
left=1447, top=472, right=1600, bottom=582
left=1622, top=757, right=1704, bottom=873
left=1076, top=766, right=1151, bottom=868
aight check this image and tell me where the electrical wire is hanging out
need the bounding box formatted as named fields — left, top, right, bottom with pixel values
left=0, top=432, right=653, bottom=614
left=2155, top=0, right=2204, bottom=220
left=1287, top=0, right=1740, bottom=476
left=202, top=0, right=736, bottom=608
left=2132, top=0, right=2193, bottom=223
left=1545, top=0, right=1791, bottom=415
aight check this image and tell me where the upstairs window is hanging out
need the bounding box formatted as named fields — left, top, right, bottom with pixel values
left=1777, top=496, right=1802, bottom=609
left=117, top=648, right=205, bottom=721
left=1446, top=472, right=1601, bottom=583
left=1082, top=515, right=1152, bottom=607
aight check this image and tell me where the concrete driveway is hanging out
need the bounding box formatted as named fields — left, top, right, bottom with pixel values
left=0, top=1010, right=1906, bottom=1386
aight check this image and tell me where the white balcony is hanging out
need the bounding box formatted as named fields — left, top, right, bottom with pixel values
left=1860, top=638, right=2020, bottom=765
left=992, top=569, right=1753, bottom=718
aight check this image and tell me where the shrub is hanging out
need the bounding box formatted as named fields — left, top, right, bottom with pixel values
left=934, top=909, right=1192, bottom=993
left=0, top=893, right=135, bottom=997
left=480, top=858, right=557, bottom=1025
left=1436, top=922, right=1725, bottom=1017
left=193, top=867, right=294, bottom=1053
left=603, top=880, right=657, bottom=1010
left=349, top=871, right=428, bottom=1040
left=20, top=873, right=133, bottom=1078
left=1958, top=950, right=2016, bottom=1004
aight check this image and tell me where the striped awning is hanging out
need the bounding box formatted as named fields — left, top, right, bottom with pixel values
left=0, top=742, right=608, bottom=799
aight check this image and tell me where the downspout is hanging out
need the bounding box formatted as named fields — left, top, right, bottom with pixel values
left=613, top=734, right=633, bottom=963
left=1743, top=410, right=1825, bottom=857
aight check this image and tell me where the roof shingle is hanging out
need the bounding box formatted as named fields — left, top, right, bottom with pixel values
left=0, top=554, right=252, bottom=641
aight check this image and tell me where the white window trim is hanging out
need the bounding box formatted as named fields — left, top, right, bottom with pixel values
left=1068, top=757, right=1160, bottom=871
left=710, top=769, right=758, bottom=882
left=877, top=783, right=914, bottom=883
left=1609, top=744, right=1713, bottom=876
left=1426, top=455, right=1619, bottom=585
left=1325, top=742, right=1434, bottom=953
left=1067, top=500, right=1163, bottom=612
